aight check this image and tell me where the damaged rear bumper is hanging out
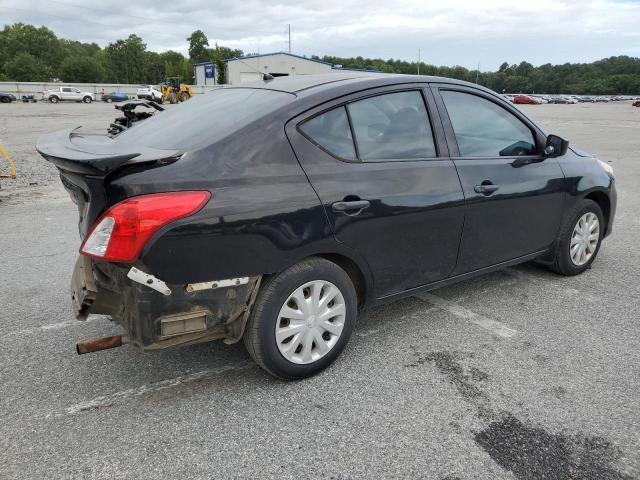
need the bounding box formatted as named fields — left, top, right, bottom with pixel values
left=71, top=256, right=261, bottom=351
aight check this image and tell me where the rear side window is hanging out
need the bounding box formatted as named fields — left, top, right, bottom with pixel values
left=299, top=107, right=356, bottom=160
left=441, top=90, right=536, bottom=157
left=348, top=91, right=436, bottom=160
left=114, top=88, right=293, bottom=151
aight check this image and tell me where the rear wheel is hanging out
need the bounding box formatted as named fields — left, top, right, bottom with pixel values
left=49, top=96, right=59, bottom=103
left=0, top=97, right=9, bottom=103
left=244, top=257, right=357, bottom=380
left=550, top=199, right=604, bottom=276
left=83, top=96, right=92, bottom=103
left=179, top=92, right=190, bottom=102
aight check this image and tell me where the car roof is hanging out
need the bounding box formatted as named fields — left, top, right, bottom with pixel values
left=224, top=72, right=487, bottom=96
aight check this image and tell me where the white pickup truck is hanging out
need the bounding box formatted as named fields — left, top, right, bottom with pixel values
left=44, top=86, right=94, bottom=104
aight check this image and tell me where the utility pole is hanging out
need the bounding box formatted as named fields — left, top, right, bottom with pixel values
left=418, top=49, right=421, bottom=75
left=288, top=24, right=291, bottom=54
left=475, top=61, right=480, bottom=84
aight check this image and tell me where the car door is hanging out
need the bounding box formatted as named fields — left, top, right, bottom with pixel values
left=61, top=87, right=73, bottom=100
left=431, top=84, right=566, bottom=274
left=286, top=86, right=465, bottom=298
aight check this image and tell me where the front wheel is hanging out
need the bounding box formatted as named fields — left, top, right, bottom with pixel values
left=83, top=96, right=92, bottom=103
left=550, top=199, right=604, bottom=276
left=49, top=96, right=59, bottom=103
left=244, top=257, right=357, bottom=380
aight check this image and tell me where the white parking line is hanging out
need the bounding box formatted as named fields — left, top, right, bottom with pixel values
left=414, top=292, right=517, bottom=338
left=11, top=317, right=100, bottom=336
left=48, top=362, right=254, bottom=418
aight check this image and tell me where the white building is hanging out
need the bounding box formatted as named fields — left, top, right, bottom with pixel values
left=193, top=62, right=217, bottom=86
left=225, top=52, right=333, bottom=84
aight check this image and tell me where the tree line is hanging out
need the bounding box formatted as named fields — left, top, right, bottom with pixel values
left=315, top=55, right=640, bottom=95
left=0, top=24, right=240, bottom=85
left=1, top=23, right=639, bottom=94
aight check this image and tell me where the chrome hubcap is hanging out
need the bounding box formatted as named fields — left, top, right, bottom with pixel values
left=570, top=212, right=600, bottom=266
left=275, top=280, right=346, bottom=365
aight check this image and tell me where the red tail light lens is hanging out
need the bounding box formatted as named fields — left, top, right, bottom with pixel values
left=80, top=191, right=211, bottom=263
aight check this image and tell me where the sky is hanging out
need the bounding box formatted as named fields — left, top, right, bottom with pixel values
left=2, top=0, right=640, bottom=70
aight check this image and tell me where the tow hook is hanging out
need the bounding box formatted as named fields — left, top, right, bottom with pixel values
left=77, top=335, right=130, bottom=355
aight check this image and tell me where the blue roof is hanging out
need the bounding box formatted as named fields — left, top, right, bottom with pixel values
left=225, top=52, right=333, bottom=66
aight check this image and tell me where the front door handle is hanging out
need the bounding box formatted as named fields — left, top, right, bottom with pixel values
left=474, top=183, right=499, bottom=195
left=332, top=200, right=371, bottom=213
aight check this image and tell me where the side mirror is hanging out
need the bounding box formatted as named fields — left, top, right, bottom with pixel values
left=544, top=134, right=569, bottom=157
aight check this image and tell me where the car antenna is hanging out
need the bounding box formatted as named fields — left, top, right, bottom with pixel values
left=234, top=58, right=275, bottom=82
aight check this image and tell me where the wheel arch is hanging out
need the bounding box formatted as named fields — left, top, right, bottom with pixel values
left=584, top=190, right=611, bottom=235
left=315, top=253, right=369, bottom=308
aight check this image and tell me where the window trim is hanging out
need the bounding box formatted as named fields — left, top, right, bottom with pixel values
left=297, top=105, right=358, bottom=162
left=295, top=86, right=446, bottom=164
left=432, top=84, right=546, bottom=160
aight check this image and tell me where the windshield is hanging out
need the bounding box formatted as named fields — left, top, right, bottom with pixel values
left=114, top=88, right=294, bottom=151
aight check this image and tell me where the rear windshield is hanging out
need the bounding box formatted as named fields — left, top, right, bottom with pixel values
left=113, top=88, right=293, bottom=151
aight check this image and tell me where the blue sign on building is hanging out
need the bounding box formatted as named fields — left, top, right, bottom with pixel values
left=205, top=64, right=215, bottom=78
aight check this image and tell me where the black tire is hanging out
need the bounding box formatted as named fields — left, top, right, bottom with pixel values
left=0, top=97, right=10, bottom=103
left=49, top=96, right=59, bottom=103
left=83, top=96, right=92, bottom=104
left=106, top=98, right=112, bottom=103
left=550, top=199, right=604, bottom=276
left=244, top=257, right=357, bottom=380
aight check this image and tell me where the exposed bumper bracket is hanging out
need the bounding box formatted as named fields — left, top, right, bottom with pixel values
left=127, top=267, right=172, bottom=296
left=185, top=276, right=249, bottom=293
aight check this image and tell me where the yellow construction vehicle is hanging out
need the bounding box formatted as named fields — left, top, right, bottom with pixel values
left=0, top=144, right=17, bottom=187
left=160, top=77, right=194, bottom=104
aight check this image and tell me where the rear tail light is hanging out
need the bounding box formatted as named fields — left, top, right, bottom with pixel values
left=80, top=191, right=211, bottom=263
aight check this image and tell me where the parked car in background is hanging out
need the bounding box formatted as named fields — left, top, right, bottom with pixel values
left=37, top=73, right=617, bottom=379
left=44, top=86, right=94, bottom=103
left=137, top=85, right=162, bottom=102
left=101, top=92, right=129, bottom=103
left=0, top=92, right=16, bottom=103
left=594, top=97, right=609, bottom=103
left=548, top=96, right=570, bottom=104
left=633, top=100, right=640, bottom=107
left=512, top=95, right=539, bottom=104
left=578, top=96, right=596, bottom=103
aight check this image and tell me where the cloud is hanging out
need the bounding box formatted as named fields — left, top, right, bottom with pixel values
left=3, top=0, right=639, bottom=69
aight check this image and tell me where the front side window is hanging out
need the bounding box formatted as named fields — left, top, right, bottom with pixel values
left=347, top=91, right=436, bottom=160
left=441, top=90, right=536, bottom=157
left=299, top=106, right=356, bottom=160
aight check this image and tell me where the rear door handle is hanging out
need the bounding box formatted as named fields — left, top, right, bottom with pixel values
left=474, top=183, right=499, bottom=195
left=332, top=200, right=371, bottom=213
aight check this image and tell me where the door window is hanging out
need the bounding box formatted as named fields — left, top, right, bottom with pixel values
left=347, top=91, right=436, bottom=160
left=62, top=88, right=71, bottom=92
left=299, top=106, right=356, bottom=160
left=441, top=90, right=536, bottom=157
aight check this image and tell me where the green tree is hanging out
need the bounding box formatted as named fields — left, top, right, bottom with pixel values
left=3, top=52, right=52, bottom=81
left=104, top=34, right=147, bottom=84
left=59, top=56, right=104, bottom=83
left=187, top=30, right=210, bottom=64
left=0, top=24, right=63, bottom=77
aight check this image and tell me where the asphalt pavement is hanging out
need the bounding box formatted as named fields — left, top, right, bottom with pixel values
left=0, top=101, right=638, bottom=479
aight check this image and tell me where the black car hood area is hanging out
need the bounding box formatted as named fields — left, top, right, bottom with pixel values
left=36, top=126, right=181, bottom=176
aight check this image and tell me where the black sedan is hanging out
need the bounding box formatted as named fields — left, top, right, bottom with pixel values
left=36, top=73, right=616, bottom=379
left=0, top=92, right=16, bottom=103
